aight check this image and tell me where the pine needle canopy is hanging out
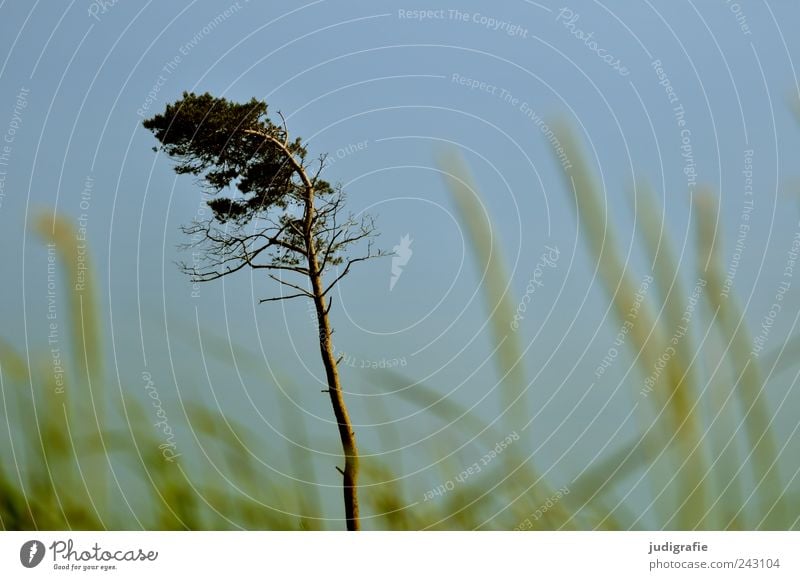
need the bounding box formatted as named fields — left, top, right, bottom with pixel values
left=143, top=91, right=381, bottom=284
left=143, top=91, right=334, bottom=225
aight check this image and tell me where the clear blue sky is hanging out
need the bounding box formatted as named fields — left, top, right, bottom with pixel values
left=2, top=0, right=800, bottom=526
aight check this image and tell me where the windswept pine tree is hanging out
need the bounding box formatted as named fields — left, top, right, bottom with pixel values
left=144, top=92, right=385, bottom=530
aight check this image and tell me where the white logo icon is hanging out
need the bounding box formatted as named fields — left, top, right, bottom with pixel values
left=390, top=234, right=413, bottom=291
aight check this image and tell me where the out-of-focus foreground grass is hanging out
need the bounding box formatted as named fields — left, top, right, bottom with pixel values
left=2, top=123, right=799, bottom=531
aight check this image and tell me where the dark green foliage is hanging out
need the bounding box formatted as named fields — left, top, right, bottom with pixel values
left=144, top=92, right=334, bottom=224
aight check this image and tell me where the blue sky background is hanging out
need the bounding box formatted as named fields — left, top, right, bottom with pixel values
left=2, top=0, right=800, bottom=527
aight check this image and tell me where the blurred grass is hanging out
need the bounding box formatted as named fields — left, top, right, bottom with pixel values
left=2, top=120, right=800, bottom=530
left=553, top=125, right=724, bottom=529
left=695, top=191, right=785, bottom=529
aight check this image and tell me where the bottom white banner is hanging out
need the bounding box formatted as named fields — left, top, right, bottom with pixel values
left=1, top=531, right=797, bottom=578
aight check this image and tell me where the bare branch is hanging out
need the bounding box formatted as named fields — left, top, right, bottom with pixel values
left=267, top=274, right=313, bottom=297
left=276, top=110, right=290, bottom=148
left=314, top=153, right=329, bottom=181
left=322, top=248, right=387, bottom=296
left=259, top=292, right=310, bottom=304
left=320, top=228, right=346, bottom=271
left=176, top=214, right=312, bottom=283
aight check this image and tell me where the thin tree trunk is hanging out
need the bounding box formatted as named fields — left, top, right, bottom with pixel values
left=304, top=190, right=360, bottom=531
left=309, top=272, right=360, bottom=530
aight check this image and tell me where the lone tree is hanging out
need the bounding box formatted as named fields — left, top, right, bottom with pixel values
left=144, top=92, right=383, bottom=530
